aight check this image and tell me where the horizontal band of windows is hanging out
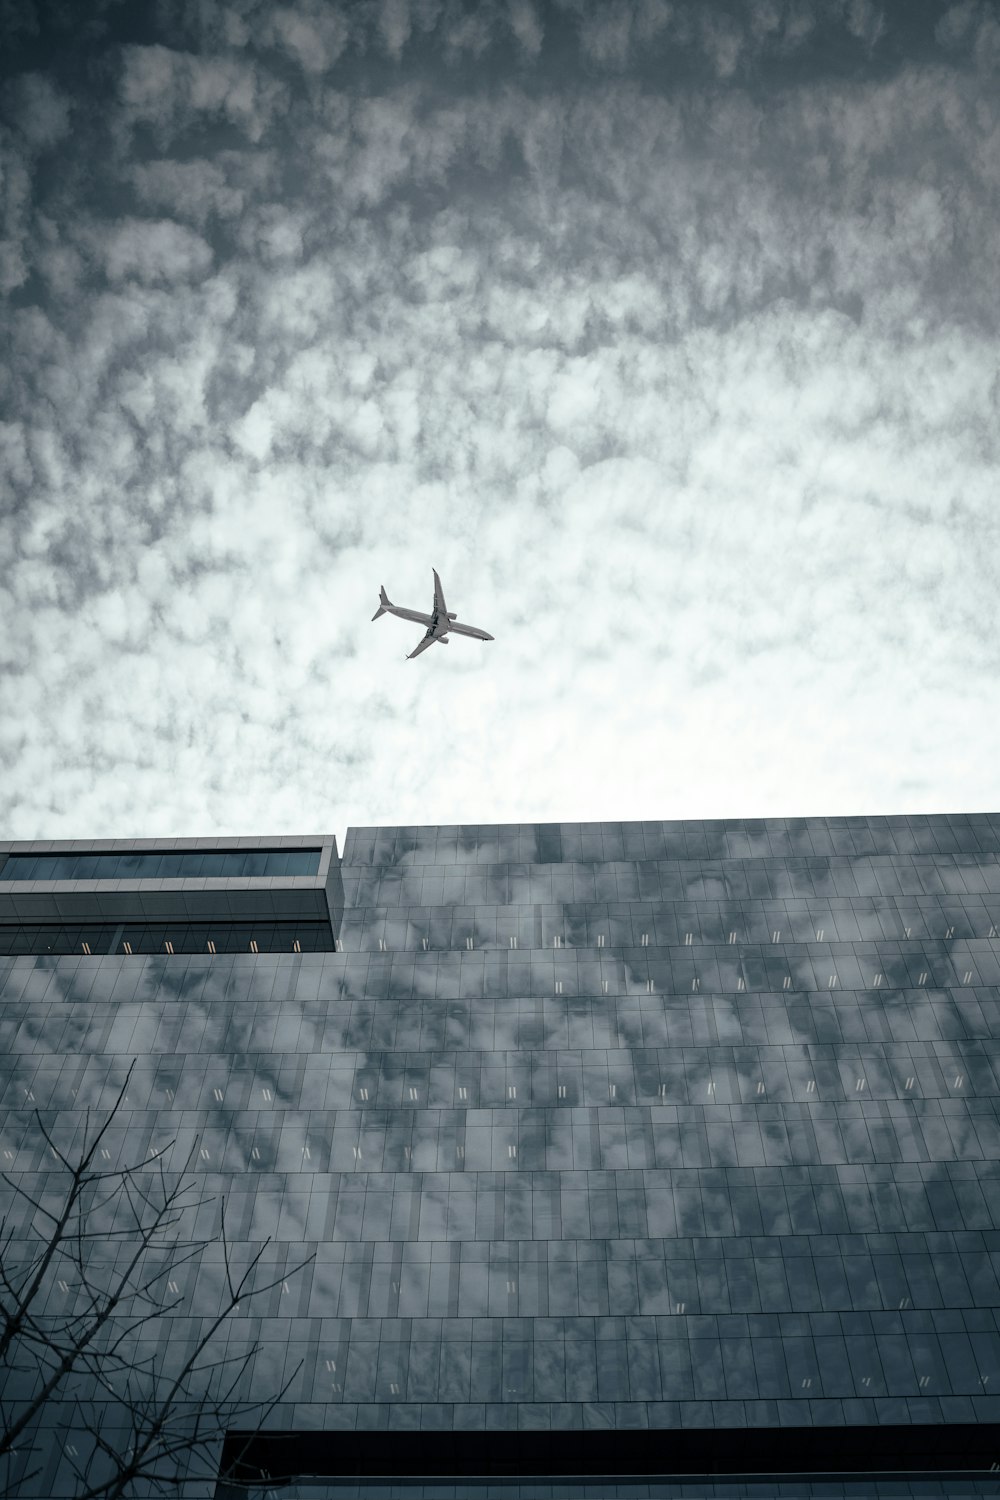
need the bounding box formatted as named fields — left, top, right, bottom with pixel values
left=0, top=921, right=335, bottom=956
left=339, top=902, right=1000, bottom=946
left=322, top=957, right=990, bottom=994
left=0, top=848, right=321, bottom=882
left=342, top=862, right=1000, bottom=907
left=0, top=952, right=991, bottom=997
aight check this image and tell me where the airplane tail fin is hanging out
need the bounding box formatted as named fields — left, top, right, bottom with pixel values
left=371, top=585, right=391, bottom=622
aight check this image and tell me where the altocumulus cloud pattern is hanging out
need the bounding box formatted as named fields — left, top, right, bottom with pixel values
left=1, top=0, right=1000, bottom=839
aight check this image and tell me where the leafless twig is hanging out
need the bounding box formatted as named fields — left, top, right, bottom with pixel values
left=0, top=1060, right=314, bottom=1498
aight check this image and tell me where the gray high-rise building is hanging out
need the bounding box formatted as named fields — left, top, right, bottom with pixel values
left=3, top=816, right=1000, bottom=1497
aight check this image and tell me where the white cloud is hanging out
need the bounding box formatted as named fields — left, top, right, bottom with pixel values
left=699, top=11, right=744, bottom=77
left=119, top=45, right=286, bottom=143
left=937, top=1, right=979, bottom=48
left=111, top=0, right=918, bottom=84
left=937, top=2, right=1000, bottom=68
left=377, top=0, right=413, bottom=60
left=130, top=159, right=246, bottom=226
left=506, top=0, right=544, bottom=57
left=268, top=4, right=350, bottom=72
left=845, top=0, right=885, bottom=47
left=100, top=218, right=214, bottom=284
left=576, top=2, right=636, bottom=68
left=2, top=18, right=1000, bottom=843
left=440, top=4, right=495, bottom=60
left=238, top=202, right=308, bottom=262
left=231, top=398, right=278, bottom=460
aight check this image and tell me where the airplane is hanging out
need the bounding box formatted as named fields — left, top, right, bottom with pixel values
left=372, top=569, right=495, bottom=659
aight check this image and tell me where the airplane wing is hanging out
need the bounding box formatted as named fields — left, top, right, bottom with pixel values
left=432, top=568, right=448, bottom=617
left=445, top=619, right=494, bottom=641
left=407, top=632, right=438, bottom=660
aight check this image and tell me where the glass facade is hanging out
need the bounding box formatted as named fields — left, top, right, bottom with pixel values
left=3, top=816, right=1000, bottom=1497
left=0, top=848, right=322, bottom=881
left=0, top=919, right=337, bottom=956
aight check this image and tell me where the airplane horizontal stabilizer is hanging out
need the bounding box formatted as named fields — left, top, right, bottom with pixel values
left=371, top=585, right=391, bottom=621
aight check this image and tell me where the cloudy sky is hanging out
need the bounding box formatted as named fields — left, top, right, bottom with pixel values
left=2, top=0, right=999, bottom=845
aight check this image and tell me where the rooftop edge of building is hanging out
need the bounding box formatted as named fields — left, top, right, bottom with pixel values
left=341, top=814, right=1000, bottom=866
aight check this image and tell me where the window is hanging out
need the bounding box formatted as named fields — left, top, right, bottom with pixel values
left=0, top=847, right=322, bottom=881
left=0, top=920, right=336, bottom=957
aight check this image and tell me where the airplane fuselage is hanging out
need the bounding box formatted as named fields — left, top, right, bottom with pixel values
left=388, top=606, right=433, bottom=626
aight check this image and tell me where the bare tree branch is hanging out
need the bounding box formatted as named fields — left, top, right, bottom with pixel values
left=0, top=1060, right=314, bottom=1499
